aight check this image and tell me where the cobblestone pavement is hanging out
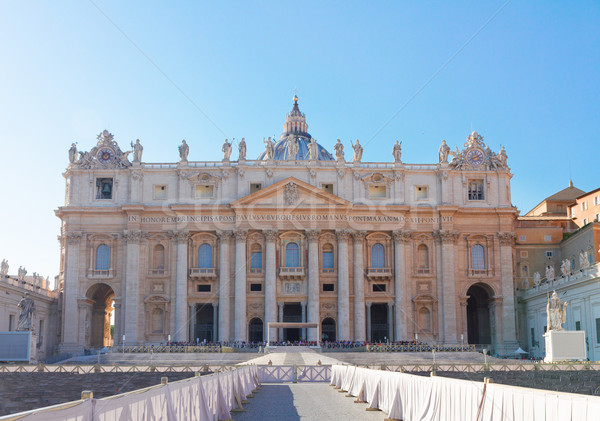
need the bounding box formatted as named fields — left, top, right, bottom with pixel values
left=232, top=383, right=386, bottom=421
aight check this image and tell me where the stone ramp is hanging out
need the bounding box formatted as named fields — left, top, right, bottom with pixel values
left=231, top=383, right=385, bottom=421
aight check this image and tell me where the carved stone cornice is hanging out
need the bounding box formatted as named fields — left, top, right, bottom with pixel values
left=306, top=230, right=321, bottom=242
left=435, top=230, right=459, bottom=244
left=336, top=229, right=352, bottom=241
left=234, top=230, right=248, bottom=241
left=498, top=232, right=515, bottom=246
left=216, top=230, right=233, bottom=241
left=263, top=230, right=278, bottom=242
left=392, top=230, right=412, bottom=243
left=351, top=230, right=367, bottom=242
left=65, top=232, right=83, bottom=245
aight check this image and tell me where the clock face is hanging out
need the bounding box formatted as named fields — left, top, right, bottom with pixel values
left=466, top=148, right=484, bottom=167
left=97, top=147, right=115, bottom=164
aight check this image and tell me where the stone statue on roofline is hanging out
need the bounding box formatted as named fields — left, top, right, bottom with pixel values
left=131, top=139, right=143, bottom=163
left=263, top=137, right=274, bottom=160
left=178, top=140, right=189, bottom=161
left=579, top=251, right=590, bottom=269
left=17, top=293, right=35, bottom=331
left=533, top=272, right=541, bottom=287
left=560, top=259, right=570, bottom=277
left=308, top=138, right=318, bottom=160
left=352, top=139, right=363, bottom=163
left=222, top=139, right=232, bottom=161
left=68, top=143, right=78, bottom=165
left=0, top=259, right=8, bottom=277
left=545, top=264, right=555, bottom=282
left=238, top=138, right=246, bottom=161
left=334, top=139, right=344, bottom=161
left=393, top=140, right=402, bottom=163
left=287, top=136, right=299, bottom=160
left=438, top=140, right=450, bottom=163
left=546, top=290, right=568, bottom=331
left=18, top=266, right=27, bottom=282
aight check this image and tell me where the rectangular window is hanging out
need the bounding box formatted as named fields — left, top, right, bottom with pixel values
left=322, top=283, right=334, bottom=292
left=250, top=183, right=262, bottom=193
left=196, top=185, right=214, bottom=198
left=519, top=235, right=526, bottom=242
left=321, top=184, right=334, bottom=194
left=369, top=185, right=386, bottom=198
left=545, top=251, right=554, bottom=258
left=530, top=327, right=535, bottom=346
left=197, top=284, right=211, bottom=292
left=154, top=185, right=167, bottom=199
left=416, top=186, right=428, bottom=200
left=575, top=321, right=581, bottom=331
left=373, top=283, right=387, bottom=292
left=95, top=178, right=113, bottom=200
left=581, top=202, right=588, bottom=211
left=595, top=196, right=600, bottom=206
left=596, top=318, right=600, bottom=344
left=468, top=180, right=484, bottom=200
left=544, top=235, right=552, bottom=242
left=250, top=283, right=262, bottom=292
left=8, top=315, right=14, bottom=331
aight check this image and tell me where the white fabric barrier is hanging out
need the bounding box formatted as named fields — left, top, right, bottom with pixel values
left=331, top=364, right=600, bottom=421
left=1, top=366, right=259, bottom=421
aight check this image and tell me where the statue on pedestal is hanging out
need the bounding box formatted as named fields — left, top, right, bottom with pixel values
left=18, top=266, right=27, bottom=282
left=0, top=259, right=8, bottom=277
left=546, top=290, right=568, bottom=331
left=68, top=143, right=78, bottom=165
left=178, top=140, right=189, bottom=161
left=533, top=272, right=541, bottom=287
left=238, top=138, right=246, bottom=161
left=392, top=140, right=402, bottom=163
left=17, top=293, right=35, bottom=331
left=438, top=140, right=450, bottom=163
left=131, top=139, right=143, bottom=163
left=352, top=139, right=363, bottom=163
left=308, top=138, right=318, bottom=160
left=222, top=139, right=232, bottom=161
left=560, top=259, right=570, bottom=277
left=334, top=139, right=344, bottom=161
left=497, top=146, right=508, bottom=168
left=579, top=251, right=590, bottom=269
left=545, top=264, right=555, bottom=282
left=263, top=137, right=274, bottom=160
left=287, top=136, right=299, bottom=160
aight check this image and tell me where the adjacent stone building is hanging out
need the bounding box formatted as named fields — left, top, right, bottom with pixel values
left=56, top=96, right=519, bottom=354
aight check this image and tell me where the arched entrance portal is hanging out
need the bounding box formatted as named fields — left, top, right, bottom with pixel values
left=86, top=283, right=115, bottom=348
left=248, top=318, right=263, bottom=343
left=321, top=318, right=336, bottom=342
left=466, top=284, right=492, bottom=345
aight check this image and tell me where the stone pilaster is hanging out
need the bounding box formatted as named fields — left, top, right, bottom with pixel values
left=124, top=230, right=143, bottom=344
left=336, top=230, right=351, bottom=341
left=392, top=230, right=411, bottom=341
left=217, top=231, right=232, bottom=342
left=436, top=230, right=459, bottom=344
left=352, top=231, right=366, bottom=341
left=264, top=230, right=278, bottom=342
left=307, top=230, right=320, bottom=342
left=60, top=232, right=83, bottom=352
left=234, top=230, right=248, bottom=342
left=174, top=231, right=189, bottom=342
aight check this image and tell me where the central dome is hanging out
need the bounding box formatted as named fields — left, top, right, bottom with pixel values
left=257, top=96, right=335, bottom=161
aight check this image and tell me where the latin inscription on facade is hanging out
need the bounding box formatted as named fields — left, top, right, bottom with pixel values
left=128, top=214, right=453, bottom=224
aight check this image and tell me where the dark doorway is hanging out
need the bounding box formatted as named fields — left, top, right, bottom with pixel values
left=86, top=283, right=115, bottom=348
left=371, top=303, right=389, bottom=342
left=466, top=284, right=492, bottom=345
left=321, top=317, right=336, bottom=342
left=248, top=318, right=263, bottom=343
left=195, top=303, right=214, bottom=342
left=283, top=303, right=301, bottom=341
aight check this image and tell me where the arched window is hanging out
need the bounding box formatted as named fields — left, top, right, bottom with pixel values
left=96, top=244, right=110, bottom=270
left=372, top=243, right=385, bottom=268
left=286, top=242, right=300, bottom=267
left=153, top=244, right=165, bottom=269
left=417, top=244, right=429, bottom=273
left=472, top=245, right=485, bottom=271
left=198, top=244, right=213, bottom=268
left=322, top=243, right=334, bottom=269
left=251, top=244, right=262, bottom=270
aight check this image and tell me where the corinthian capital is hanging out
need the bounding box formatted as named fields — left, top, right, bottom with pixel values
left=65, top=231, right=83, bottom=245
left=216, top=230, right=233, bottom=241
left=435, top=230, right=459, bottom=244
left=124, top=230, right=143, bottom=243
left=351, top=230, right=367, bottom=242
left=306, top=230, right=321, bottom=242
left=336, top=229, right=351, bottom=241
left=392, top=230, right=412, bottom=243
left=498, top=232, right=515, bottom=246
left=173, top=230, right=190, bottom=243
left=234, top=230, right=248, bottom=241
left=263, top=230, right=278, bottom=242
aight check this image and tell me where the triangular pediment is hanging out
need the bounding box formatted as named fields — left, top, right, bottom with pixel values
left=231, top=177, right=351, bottom=209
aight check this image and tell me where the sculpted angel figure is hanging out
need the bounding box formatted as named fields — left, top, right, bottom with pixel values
left=178, top=140, right=189, bottom=161
left=334, top=139, right=344, bottom=161
left=393, top=140, right=402, bottom=163
left=438, top=140, right=450, bottom=163
left=546, top=290, right=568, bottom=331
left=263, top=137, right=274, bottom=160
left=352, top=139, right=363, bottom=163
left=222, top=139, right=232, bottom=161
left=238, top=138, right=246, bottom=160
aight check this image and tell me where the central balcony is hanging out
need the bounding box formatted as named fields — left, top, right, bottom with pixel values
left=279, top=266, right=305, bottom=279
left=366, top=267, right=393, bottom=280
left=87, top=269, right=114, bottom=279
left=189, top=267, right=217, bottom=280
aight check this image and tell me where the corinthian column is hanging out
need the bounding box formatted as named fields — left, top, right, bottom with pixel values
left=337, top=230, right=351, bottom=341
left=234, top=230, right=248, bottom=342
left=307, top=230, right=320, bottom=342
left=125, top=230, right=143, bottom=343
left=61, top=232, right=83, bottom=351
left=436, top=230, right=459, bottom=344
left=217, top=231, right=233, bottom=342
left=174, top=231, right=189, bottom=342
left=392, top=230, right=411, bottom=341
left=264, top=230, right=278, bottom=343
left=352, top=231, right=366, bottom=341
left=498, top=232, right=518, bottom=352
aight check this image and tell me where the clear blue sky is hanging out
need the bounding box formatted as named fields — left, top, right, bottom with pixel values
left=0, top=1, right=598, bottom=281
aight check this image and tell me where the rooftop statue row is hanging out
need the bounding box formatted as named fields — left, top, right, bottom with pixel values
left=68, top=129, right=508, bottom=171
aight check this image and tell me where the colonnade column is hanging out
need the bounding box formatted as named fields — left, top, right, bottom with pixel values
left=125, top=230, right=143, bottom=343
left=366, top=302, right=372, bottom=342
left=212, top=303, right=219, bottom=342
left=392, top=231, right=410, bottom=341
left=301, top=301, right=307, bottom=341
left=352, top=231, right=366, bottom=342
left=112, top=299, right=122, bottom=346
left=217, top=231, right=232, bottom=342
left=61, top=232, right=83, bottom=351
left=499, top=232, right=518, bottom=352
left=307, top=230, right=320, bottom=342
left=174, top=231, right=189, bottom=342
left=189, top=304, right=195, bottom=342
left=234, top=230, right=248, bottom=342
left=278, top=303, right=284, bottom=341
left=437, top=230, right=459, bottom=344
left=387, top=302, right=393, bottom=342
left=336, top=230, right=351, bottom=341
left=264, top=230, right=278, bottom=343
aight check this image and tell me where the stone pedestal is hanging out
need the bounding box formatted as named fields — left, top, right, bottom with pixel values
left=544, top=330, right=586, bottom=362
